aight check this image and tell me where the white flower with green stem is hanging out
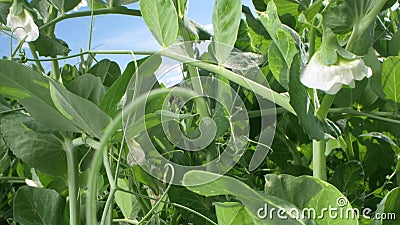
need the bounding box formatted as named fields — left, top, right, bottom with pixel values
left=6, top=2, right=39, bottom=42
left=300, top=25, right=372, bottom=95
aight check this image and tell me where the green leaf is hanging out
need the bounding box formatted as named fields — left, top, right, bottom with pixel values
left=49, top=79, right=111, bottom=138
left=47, top=0, right=81, bottom=13
left=140, top=0, right=178, bottom=47
left=31, top=0, right=51, bottom=24
left=13, top=186, right=66, bottom=225
left=371, top=187, right=400, bottom=225
left=235, top=19, right=259, bottom=53
left=264, top=174, right=358, bottom=225
left=169, top=185, right=217, bottom=224
left=389, top=30, right=400, bottom=56
left=263, top=0, right=302, bottom=17
left=288, top=54, right=338, bottom=140
left=172, top=0, right=188, bottom=18
left=183, top=170, right=311, bottom=224
left=322, top=0, right=354, bottom=34
left=329, top=161, right=365, bottom=206
left=88, top=0, right=108, bottom=9
left=100, top=58, right=147, bottom=117
left=381, top=56, right=400, bottom=108
left=0, top=2, right=11, bottom=25
left=87, top=59, right=121, bottom=87
left=110, top=0, right=139, bottom=6
left=115, top=178, right=133, bottom=219
left=32, top=33, right=71, bottom=57
left=212, top=0, right=242, bottom=63
left=0, top=60, right=79, bottom=132
left=260, top=1, right=299, bottom=90
left=66, top=74, right=106, bottom=105
left=1, top=114, right=67, bottom=176
left=215, top=202, right=256, bottom=225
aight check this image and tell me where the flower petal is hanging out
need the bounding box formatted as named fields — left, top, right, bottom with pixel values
left=300, top=50, right=373, bottom=94
left=6, top=8, right=39, bottom=42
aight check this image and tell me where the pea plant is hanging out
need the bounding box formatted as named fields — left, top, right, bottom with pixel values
left=0, top=0, right=400, bottom=224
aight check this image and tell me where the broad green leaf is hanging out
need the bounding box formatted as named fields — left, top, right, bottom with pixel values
left=115, top=178, right=133, bottom=219
left=389, top=30, right=400, bottom=56
left=322, top=0, right=354, bottom=34
left=47, top=0, right=81, bottom=13
left=0, top=2, right=11, bottom=24
left=235, top=19, right=259, bottom=53
left=289, top=54, right=339, bottom=140
left=322, top=0, right=388, bottom=54
left=263, top=0, right=302, bottom=17
left=330, top=161, right=365, bottom=206
left=242, top=6, right=271, bottom=55
left=31, top=0, right=51, bottom=24
left=110, top=0, right=139, bottom=6
left=172, top=0, right=188, bottom=18
left=66, top=74, right=106, bottom=105
left=214, top=202, right=256, bottom=225
left=32, top=33, right=71, bottom=57
left=87, top=59, right=121, bottom=87
left=212, top=0, right=242, bottom=63
left=183, top=170, right=312, bottom=224
left=49, top=79, right=112, bottom=138
left=260, top=1, right=299, bottom=90
left=88, top=0, right=108, bottom=9
left=0, top=60, right=78, bottom=132
left=371, top=187, right=400, bottom=225
left=13, top=186, right=66, bottom=225
left=381, top=56, right=400, bottom=108
left=169, top=185, right=217, bottom=224
left=140, top=0, right=178, bottom=47
left=264, top=174, right=358, bottom=225
left=100, top=58, right=147, bottom=117
left=251, top=0, right=268, bottom=11
left=1, top=114, right=67, bottom=176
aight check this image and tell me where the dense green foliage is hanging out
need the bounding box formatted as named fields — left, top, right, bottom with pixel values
left=0, top=0, right=400, bottom=224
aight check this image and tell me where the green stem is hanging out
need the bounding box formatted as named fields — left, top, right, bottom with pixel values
left=312, top=140, right=327, bottom=181
left=51, top=60, right=61, bottom=81
left=309, top=15, right=320, bottom=59
left=21, top=50, right=155, bottom=62
left=137, top=165, right=174, bottom=224
left=86, top=88, right=201, bottom=224
left=65, top=137, right=80, bottom=225
left=100, top=187, right=117, bottom=225
left=329, top=108, right=400, bottom=125
left=316, top=94, right=335, bottom=120
left=0, top=177, right=26, bottom=183
left=113, top=219, right=138, bottom=224
left=72, top=136, right=102, bottom=149
left=28, top=43, right=45, bottom=73
left=178, top=18, right=209, bottom=118
left=160, top=50, right=295, bottom=114
left=313, top=94, right=334, bottom=181
left=116, top=187, right=217, bottom=225
left=40, top=8, right=141, bottom=31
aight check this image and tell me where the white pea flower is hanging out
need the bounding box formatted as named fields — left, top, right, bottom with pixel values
left=25, top=178, right=41, bottom=187
left=300, top=50, right=372, bottom=95
left=73, top=0, right=88, bottom=11
left=6, top=6, right=39, bottom=42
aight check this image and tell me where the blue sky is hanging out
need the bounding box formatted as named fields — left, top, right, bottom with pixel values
left=0, top=0, right=255, bottom=70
